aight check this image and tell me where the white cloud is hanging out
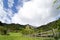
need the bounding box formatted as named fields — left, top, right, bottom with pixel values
left=0, top=0, right=13, bottom=23
left=12, top=0, right=60, bottom=27
left=0, top=0, right=7, bottom=22
left=8, top=0, right=14, bottom=8
left=0, top=0, right=60, bottom=27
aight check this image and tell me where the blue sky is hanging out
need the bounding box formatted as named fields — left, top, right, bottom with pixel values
left=3, top=0, right=21, bottom=13
left=2, top=0, right=24, bottom=21
left=0, top=0, right=60, bottom=27
left=3, top=0, right=30, bottom=13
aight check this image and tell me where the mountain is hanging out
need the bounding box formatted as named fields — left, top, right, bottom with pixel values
left=0, top=18, right=60, bottom=33
left=36, top=18, right=60, bottom=32
left=0, top=22, right=34, bottom=32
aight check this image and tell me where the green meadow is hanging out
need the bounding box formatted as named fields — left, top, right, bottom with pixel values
left=0, top=33, right=54, bottom=40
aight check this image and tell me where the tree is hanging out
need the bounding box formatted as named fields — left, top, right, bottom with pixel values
left=21, top=24, right=34, bottom=35
left=53, top=0, right=60, bottom=9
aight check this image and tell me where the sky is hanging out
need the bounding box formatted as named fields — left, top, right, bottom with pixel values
left=0, top=0, right=60, bottom=27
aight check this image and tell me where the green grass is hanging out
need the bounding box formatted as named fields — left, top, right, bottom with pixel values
left=0, top=33, right=54, bottom=40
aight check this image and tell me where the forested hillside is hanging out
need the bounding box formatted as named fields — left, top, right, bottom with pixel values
left=0, top=18, right=60, bottom=35
left=37, top=18, right=60, bottom=32
left=0, top=17, right=60, bottom=40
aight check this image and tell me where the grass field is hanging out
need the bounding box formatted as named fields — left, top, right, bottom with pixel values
left=0, top=32, right=55, bottom=40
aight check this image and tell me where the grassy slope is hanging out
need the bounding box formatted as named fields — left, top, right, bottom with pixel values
left=0, top=33, right=54, bottom=40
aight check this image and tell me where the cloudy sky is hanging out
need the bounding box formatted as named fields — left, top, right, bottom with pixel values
left=0, top=0, right=60, bottom=27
